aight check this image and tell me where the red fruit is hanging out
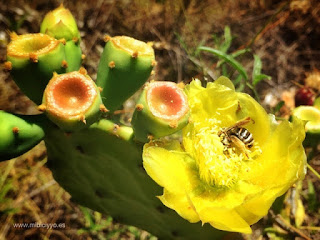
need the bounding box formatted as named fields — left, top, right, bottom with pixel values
left=294, top=87, right=315, bottom=107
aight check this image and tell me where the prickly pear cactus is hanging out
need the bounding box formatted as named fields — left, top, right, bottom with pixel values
left=44, top=120, right=226, bottom=239
left=1, top=5, right=307, bottom=240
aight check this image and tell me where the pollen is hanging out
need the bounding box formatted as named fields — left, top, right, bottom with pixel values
left=187, top=118, right=261, bottom=188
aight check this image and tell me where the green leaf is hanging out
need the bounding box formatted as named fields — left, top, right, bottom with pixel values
left=198, top=46, right=248, bottom=81
left=273, top=101, right=285, bottom=114
left=219, top=26, right=232, bottom=53
left=252, top=54, right=271, bottom=85
left=231, top=48, right=250, bottom=58
left=217, top=48, right=249, bottom=68
left=307, top=180, right=318, bottom=212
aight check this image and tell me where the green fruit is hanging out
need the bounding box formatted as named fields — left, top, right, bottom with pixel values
left=132, top=81, right=190, bottom=142
left=0, top=111, right=45, bottom=161
left=40, top=4, right=80, bottom=41
left=41, top=69, right=106, bottom=132
left=6, top=33, right=66, bottom=104
left=292, top=106, right=320, bottom=147
left=64, top=40, right=82, bottom=72
left=96, top=36, right=155, bottom=112
left=40, top=4, right=82, bottom=72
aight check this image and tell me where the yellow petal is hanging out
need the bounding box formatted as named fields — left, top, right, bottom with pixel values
left=235, top=93, right=270, bottom=146
left=189, top=192, right=252, bottom=233
left=244, top=117, right=306, bottom=188
left=143, top=140, right=196, bottom=194
left=159, top=189, right=200, bottom=223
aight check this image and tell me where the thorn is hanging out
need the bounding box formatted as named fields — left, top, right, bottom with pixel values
left=132, top=51, right=138, bottom=58
left=103, top=35, right=111, bottom=42
left=151, top=60, right=157, bottom=67
left=147, top=135, right=154, bottom=141
left=177, top=82, right=185, bottom=89
left=9, top=32, right=18, bottom=40
left=128, top=118, right=132, bottom=123
left=147, top=41, right=154, bottom=47
left=64, top=132, right=72, bottom=137
left=79, top=114, right=86, bottom=124
left=59, top=38, right=66, bottom=45
left=169, top=121, right=178, bottom=128
left=81, top=54, right=86, bottom=60
left=29, top=53, right=38, bottom=63
left=79, top=67, right=87, bottom=75
left=53, top=72, right=58, bottom=78
left=136, top=104, right=144, bottom=111
left=98, top=87, right=103, bottom=92
left=12, top=126, right=19, bottom=134
left=38, top=104, right=46, bottom=112
left=4, top=61, right=12, bottom=71
left=108, top=61, right=115, bottom=68
left=99, top=104, right=109, bottom=113
left=113, top=124, right=120, bottom=131
left=150, top=70, right=155, bottom=75
left=72, top=37, right=79, bottom=43
left=61, top=60, right=68, bottom=68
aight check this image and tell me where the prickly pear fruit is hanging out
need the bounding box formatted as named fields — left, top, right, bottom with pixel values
left=0, top=111, right=45, bottom=161
left=96, top=36, right=155, bottom=112
left=44, top=119, right=227, bottom=240
left=40, top=4, right=80, bottom=41
left=40, top=4, right=82, bottom=72
left=132, top=81, right=190, bottom=142
left=40, top=69, right=106, bottom=132
left=292, top=106, right=320, bottom=147
left=294, top=87, right=314, bottom=107
left=6, top=33, right=66, bottom=104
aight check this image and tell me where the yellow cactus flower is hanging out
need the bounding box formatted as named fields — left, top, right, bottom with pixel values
left=143, top=77, right=306, bottom=234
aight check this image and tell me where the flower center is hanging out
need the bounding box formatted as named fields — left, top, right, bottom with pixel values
left=190, top=118, right=261, bottom=188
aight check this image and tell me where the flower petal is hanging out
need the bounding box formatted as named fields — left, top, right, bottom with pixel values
left=159, top=189, right=200, bottom=223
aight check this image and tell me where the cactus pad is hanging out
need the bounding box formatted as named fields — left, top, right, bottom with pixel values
left=44, top=120, right=227, bottom=239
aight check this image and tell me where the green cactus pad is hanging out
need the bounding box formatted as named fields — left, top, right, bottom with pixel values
left=6, top=33, right=66, bottom=104
left=44, top=119, right=228, bottom=239
left=41, top=70, right=106, bottom=132
left=0, top=111, right=45, bottom=161
left=96, top=36, right=155, bottom=112
left=132, top=81, right=190, bottom=142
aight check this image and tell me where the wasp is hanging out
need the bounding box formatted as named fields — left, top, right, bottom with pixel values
left=218, top=117, right=254, bottom=158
